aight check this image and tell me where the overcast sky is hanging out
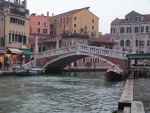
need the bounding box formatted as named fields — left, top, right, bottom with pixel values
left=27, top=0, right=150, bottom=34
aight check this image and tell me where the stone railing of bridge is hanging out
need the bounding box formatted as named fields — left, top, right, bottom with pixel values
left=22, top=44, right=127, bottom=70
left=35, top=44, right=127, bottom=60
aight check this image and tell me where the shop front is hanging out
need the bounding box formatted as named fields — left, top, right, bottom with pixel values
left=0, top=49, right=5, bottom=62
left=7, top=48, right=23, bottom=64
left=19, top=48, right=33, bottom=63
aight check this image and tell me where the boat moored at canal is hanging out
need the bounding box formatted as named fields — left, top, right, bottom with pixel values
left=105, top=65, right=124, bottom=81
left=13, top=66, right=45, bottom=76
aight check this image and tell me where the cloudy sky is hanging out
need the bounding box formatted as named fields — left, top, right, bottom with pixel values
left=27, top=0, right=150, bottom=34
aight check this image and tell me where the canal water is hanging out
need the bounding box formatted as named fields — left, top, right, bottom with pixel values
left=0, top=71, right=125, bottom=113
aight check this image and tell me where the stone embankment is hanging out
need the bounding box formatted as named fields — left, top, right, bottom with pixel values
left=117, top=77, right=150, bottom=113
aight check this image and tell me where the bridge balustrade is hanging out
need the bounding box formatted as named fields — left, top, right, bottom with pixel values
left=21, top=44, right=127, bottom=69
left=35, top=44, right=126, bottom=60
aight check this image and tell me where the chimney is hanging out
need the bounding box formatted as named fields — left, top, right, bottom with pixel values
left=24, top=0, right=27, bottom=9
left=47, top=11, right=49, bottom=17
left=52, top=13, right=54, bottom=17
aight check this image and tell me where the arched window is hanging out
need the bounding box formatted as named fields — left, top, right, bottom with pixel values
left=120, top=40, right=124, bottom=46
left=126, top=39, right=130, bottom=46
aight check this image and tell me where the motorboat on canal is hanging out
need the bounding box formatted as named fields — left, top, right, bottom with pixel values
left=105, top=65, right=124, bottom=81
left=13, top=66, right=45, bottom=76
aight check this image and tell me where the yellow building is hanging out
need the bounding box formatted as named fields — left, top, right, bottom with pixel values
left=3, top=0, right=31, bottom=63
left=51, top=7, right=99, bottom=38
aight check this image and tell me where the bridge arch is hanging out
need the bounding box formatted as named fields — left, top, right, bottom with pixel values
left=42, top=52, right=123, bottom=72
left=22, top=45, right=127, bottom=74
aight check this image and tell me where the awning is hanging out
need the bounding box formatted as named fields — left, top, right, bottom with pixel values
left=20, top=49, right=33, bottom=55
left=127, top=53, right=150, bottom=59
left=8, top=48, right=22, bottom=54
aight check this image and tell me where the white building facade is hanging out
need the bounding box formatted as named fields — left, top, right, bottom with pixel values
left=110, top=11, right=150, bottom=54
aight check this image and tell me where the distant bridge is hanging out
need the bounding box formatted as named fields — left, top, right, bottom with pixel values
left=23, top=44, right=127, bottom=73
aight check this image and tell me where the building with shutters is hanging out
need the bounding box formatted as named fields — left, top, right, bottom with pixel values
left=110, top=11, right=150, bottom=53
left=1, top=0, right=31, bottom=63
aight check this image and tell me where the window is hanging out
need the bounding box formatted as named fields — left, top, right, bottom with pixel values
left=111, top=28, right=115, bottom=34
left=92, top=26, right=94, bottom=30
left=147, top=40, right=150, bottom=46
left=134, top=27, right=138, bottom=33
left=12, top=34, right=15, bottom=42
left=10, top=17, right=13, bottom=23
left=63, top=17, right=65, bottom=21
left=20, top=20, right=22, bottom=25
left=38, top=22, right=40, bottom=25
left=54, top=19, right=56, bottom=22
left=74, top=24, right=76, bottom=28
left=23, top=36, right=26, bottom=44
left=141, top=26, right=144, bottom=32
left=140, top=40, right=144, bottom=46
left=42, top=47, right=46, bottom=51
left=15, top=34, right=17, bottom=42
left=92, top=19, right=94, bottom=23
left=43, top=29, right=47, bottom=33
left=82, top=58, right=85, bottom=63
left=126, top=39, right=130, bottom=46
left=120, top=40, right=124, bottom=46
left=44, top=22, right=46, bottom=26
left=74, top=17, right=77, bottom=20
left=135, top=16, right=139, bottom=22
left=120, top=27, right=124, bottom=33
left=18, top=35, right=22, bottom=42
left=146, top=26, right=149, bottom=32
left=13, top=18, right=15, bottom=23
left=60, top=18, right=62, bottom=22
left=37, top=28, right=40, bottom=33
left=39, top=47, right=41, bottom=52
left=126, top=27, right=131, bottom=33
left=136, top=39, right=138, bottom=46
left=126, top=17, right=130, bottom=22
left=9, top=33, right=11, bottom=42
left=67, top=17, right=69, bottom=21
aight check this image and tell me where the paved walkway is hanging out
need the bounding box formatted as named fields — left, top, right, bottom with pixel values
left=0, top=63, right=20, bottom=75
left=133, top=78, right=150, bottom=113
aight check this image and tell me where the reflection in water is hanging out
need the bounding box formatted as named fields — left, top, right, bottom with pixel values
left=0, top=72, right=125, bottom=113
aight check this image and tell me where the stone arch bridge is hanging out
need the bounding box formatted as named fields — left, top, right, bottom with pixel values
left=23, top=44, right=127, bottom=74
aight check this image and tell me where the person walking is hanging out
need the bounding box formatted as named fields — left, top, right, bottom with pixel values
left=0, top=61, right=2, bottom=70
left=6, top=61, right=9, bottom=71
left=9, top=57, right=13, bottom=67
left=4, top=56, right=8, bottom=71
left=19, top=56, right=23, bottom=68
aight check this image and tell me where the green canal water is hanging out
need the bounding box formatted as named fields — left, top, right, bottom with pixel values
left=0, top=71, right=125, bottom=113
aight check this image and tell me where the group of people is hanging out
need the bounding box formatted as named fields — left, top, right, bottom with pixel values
left=0, top=56, right=10, bottom=71
left=0, top=56, right=35, bottom=71
left=85, top=61, right=92, bottom=68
